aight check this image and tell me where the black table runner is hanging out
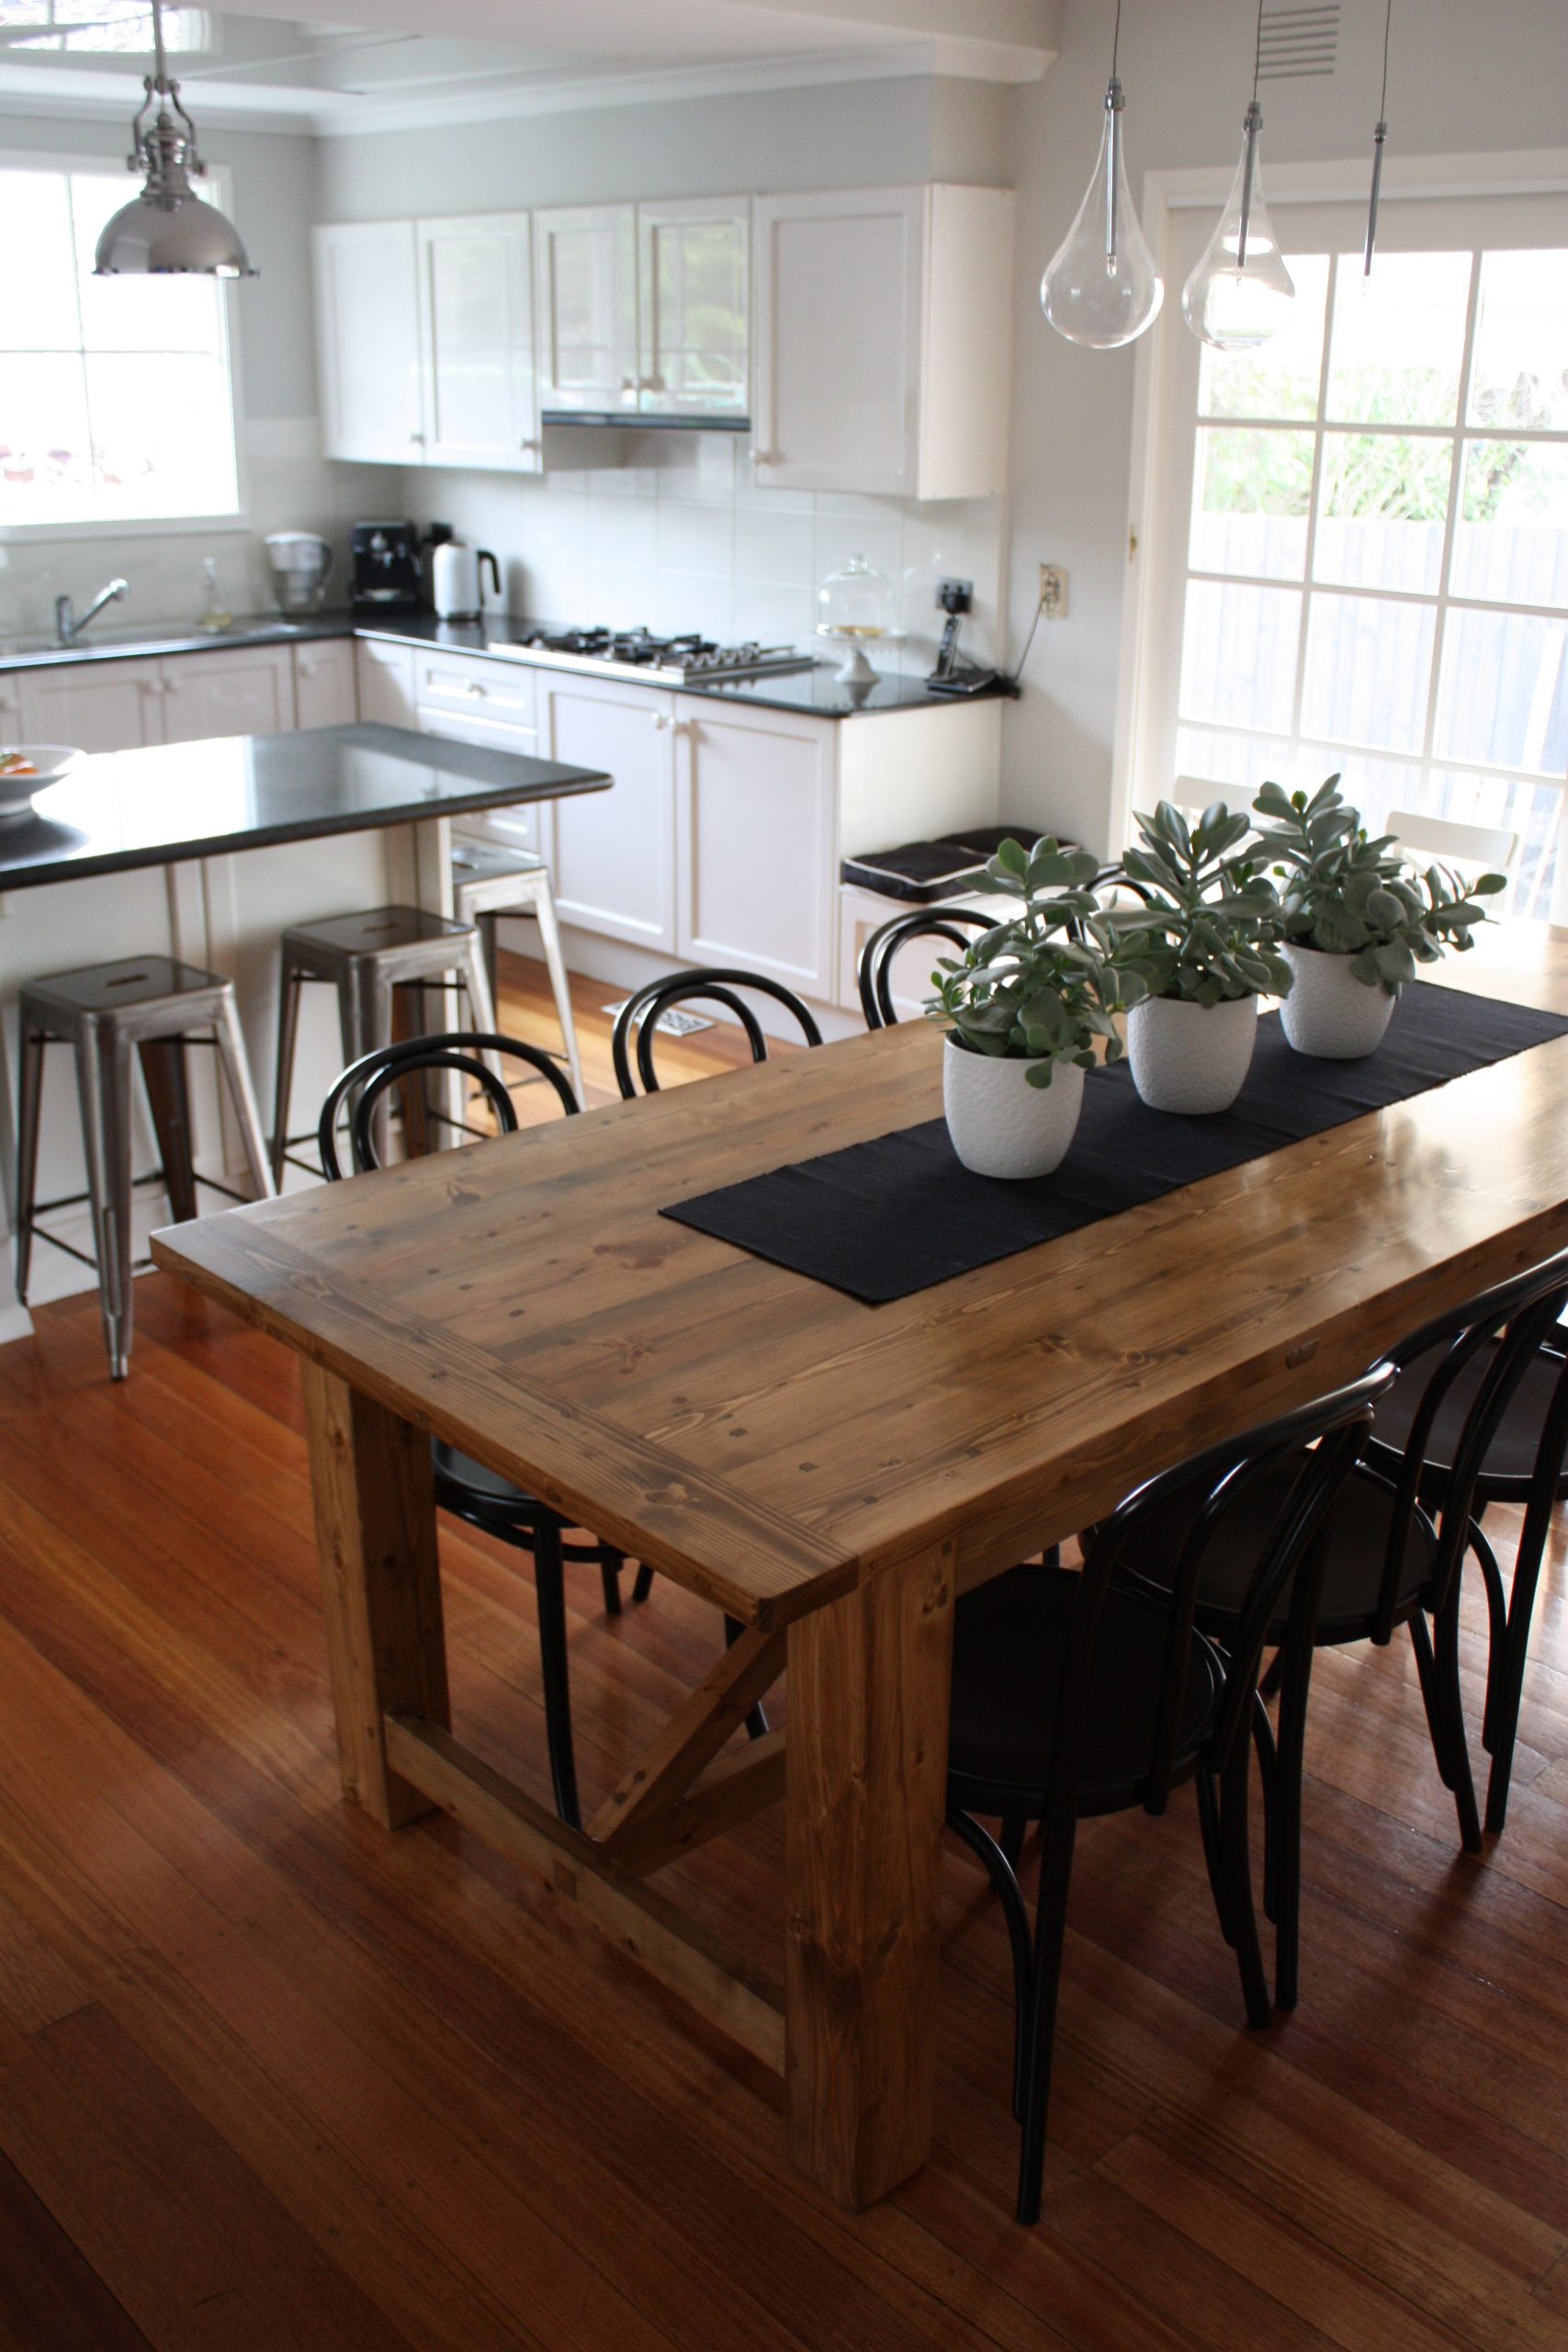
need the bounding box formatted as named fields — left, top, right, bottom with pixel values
left=660, top=984, right=1568, bottom=1306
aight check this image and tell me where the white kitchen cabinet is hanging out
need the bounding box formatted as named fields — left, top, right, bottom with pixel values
left=312, top=220, right=425, bottom=464
left=752, top=184, right=1015, bottom=499
left=160, top=644, right=294, bottom=742
left=542, top=673, right=675, bottom=950
left=355, top=637, right=417, bottom=729
left=292, top=639, right=358, bottom=730
left=16, top=656, right=165, bottom=751
left=417, top=213, right=541, bottom=472
left=675, top=701, right=833, bottom=996
left=413, top=645, right=536, bottom=731
left=417, top=707, right=542, bottom=854
left=637, top=198, right=750, bottom=420
left=535, top=205, right=639, bottom=418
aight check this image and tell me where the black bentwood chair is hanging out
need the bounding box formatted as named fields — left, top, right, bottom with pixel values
left=1122, top=1249, right=1568, bottom=2012
left=947, top=1367, right=1390, bottom=2227
left=611, top=966, right=823, bottom=1097
left=1359, top=1294, right=1568, bottom=1838
left=856, top=905, right=998, bottom=1031
left=318, top=1031, right=651, bottom=1829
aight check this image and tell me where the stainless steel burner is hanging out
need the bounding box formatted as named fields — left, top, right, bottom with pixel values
left=488, top=625, right=816, bottom=684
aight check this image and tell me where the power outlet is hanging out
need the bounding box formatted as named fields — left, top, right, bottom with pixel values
left=1038, top=564, right=1067, bottom=619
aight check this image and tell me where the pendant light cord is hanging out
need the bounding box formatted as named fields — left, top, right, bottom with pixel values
left=151, top=0, right=168, bottom=93
left=1111, top=0, right=1122, bottom=80
left=1251, top=0, right=1264, bottom=104
left=1378, top=0, right=1393, bottom=120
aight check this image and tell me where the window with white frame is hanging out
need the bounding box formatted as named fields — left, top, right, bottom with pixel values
left=0, top=157, right=241, bottom=532
left=1137, top=189, right=1568, bottom=918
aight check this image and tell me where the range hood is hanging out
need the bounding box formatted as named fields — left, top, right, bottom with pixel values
left=540, top=411, right=750, bottom=433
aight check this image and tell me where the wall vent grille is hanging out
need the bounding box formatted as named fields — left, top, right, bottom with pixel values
left=1258, top=2, right=1341, bottom=81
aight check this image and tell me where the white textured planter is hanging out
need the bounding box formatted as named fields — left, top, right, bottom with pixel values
left=1127, top=993, right=1258, bottom=1115
left=1279, top=944, right=1396, bottom=1058
left=943, top=1041, right=1085, bottom=1179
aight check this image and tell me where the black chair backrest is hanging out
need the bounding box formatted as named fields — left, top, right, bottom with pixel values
left=611, top=967, right=822, bottom=1098
left=318, top=1030, right=579, bottom=1179
left=857, top=905, right=998, bottom=1031
left=1366, top=1247, right=1568, bottom=1642
left=1066, top=1366, right=1393, bottom=1817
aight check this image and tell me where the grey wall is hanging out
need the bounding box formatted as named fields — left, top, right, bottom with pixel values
left=316, top=74, right=946, bottom=220
left=1000, top=0, right=1568, bottom=853
left=0, top=110, right=321, bottom=420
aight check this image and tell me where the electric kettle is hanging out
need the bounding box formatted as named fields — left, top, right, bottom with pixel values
left=432, top=539, right=502, bottom=622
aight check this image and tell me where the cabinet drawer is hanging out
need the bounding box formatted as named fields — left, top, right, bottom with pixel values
left=415, top=650, right=536, bottom=726
left=416, top=706, right=542, bottom=852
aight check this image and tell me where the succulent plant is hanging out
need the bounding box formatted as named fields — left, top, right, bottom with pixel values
left=1099, top=798, right=1293, bottom=1007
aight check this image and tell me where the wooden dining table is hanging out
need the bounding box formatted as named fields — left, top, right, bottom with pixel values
left=151, top=931, right=1568, bottom=2213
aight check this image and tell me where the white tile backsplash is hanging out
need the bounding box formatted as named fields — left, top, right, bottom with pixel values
left=397, top=436, right=1006, bottom=674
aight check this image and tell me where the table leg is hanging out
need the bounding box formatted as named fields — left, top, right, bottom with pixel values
left=299, top=1359, right=451, bottom=1828
left=784, top=1543, right=955, bottom=2208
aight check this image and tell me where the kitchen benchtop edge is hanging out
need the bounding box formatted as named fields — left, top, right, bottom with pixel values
left=0, top=610, right=1008, bottom=719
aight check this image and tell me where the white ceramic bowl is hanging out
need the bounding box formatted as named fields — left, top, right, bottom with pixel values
left=0, top=744, right=82, bottom=817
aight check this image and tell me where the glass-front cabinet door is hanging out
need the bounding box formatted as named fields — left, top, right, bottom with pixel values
left=637, top=198, right=750, bottom=420
left=535, top=205, right=639, bottom=417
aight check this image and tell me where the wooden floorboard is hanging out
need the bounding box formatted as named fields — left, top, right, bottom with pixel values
left=0, top=954, right=1562, bottom=2349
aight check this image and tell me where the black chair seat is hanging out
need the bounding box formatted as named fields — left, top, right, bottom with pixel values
left=1364, top=1337, right=1568, bottom=1499
left=434, top=1437, right=545, bottom=1520
left=948, top=1566, right=1223, bottom=1815
left=1120, top=1458, right=1436, bottom=1648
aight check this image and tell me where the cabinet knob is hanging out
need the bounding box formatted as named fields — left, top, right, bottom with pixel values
left=298, top=659, right=316, bottom=679
left=519, top=436, right=539, bottom=453
left=750, top=447, right=777, bottom=467
left=163, top=676, right=181, bottom=694
left=0, top=693, right=16, bottom=713
left=409, top=431, right=426, bottom=446
left=651, top=711, right=670, bottom=730
left=466, top=680, right=488, bottom=697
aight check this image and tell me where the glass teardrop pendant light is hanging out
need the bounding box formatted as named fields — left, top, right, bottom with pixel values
left=95, top=0, right=256, bottom=277
left=1181, top=2, right=1293, bottom=351
left=1040, top=1, right=1162, bottom=351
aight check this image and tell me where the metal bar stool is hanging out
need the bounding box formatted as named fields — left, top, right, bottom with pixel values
left=451, top=840, right=585, bottom=1107
left=269, top=905, right=499, bottom=1183
left=15, top=955, right=274, bottom=1380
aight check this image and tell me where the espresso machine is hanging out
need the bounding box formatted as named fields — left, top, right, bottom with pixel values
left=350, top=520, right=423, bottom=616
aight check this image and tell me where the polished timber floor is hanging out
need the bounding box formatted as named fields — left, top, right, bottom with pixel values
left=0, top=958, right=1564, bottom=2352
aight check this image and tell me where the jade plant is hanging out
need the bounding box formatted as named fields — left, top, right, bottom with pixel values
left=1250, top=775, right=1506, bottom=995
left=925, top=834, right=1142, bottom=1087
left=1098, top=799, right=1293, bottom=1007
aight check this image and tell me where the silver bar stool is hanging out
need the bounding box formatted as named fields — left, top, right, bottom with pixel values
left=15, top=955, right=274, bottom=1380
left=451, top=840, right=585, bottom=1106
left=269, top=904, right=499, bottom=1183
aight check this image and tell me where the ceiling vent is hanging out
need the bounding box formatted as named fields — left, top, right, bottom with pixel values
left=1258, top=2, right=1341, bottom=81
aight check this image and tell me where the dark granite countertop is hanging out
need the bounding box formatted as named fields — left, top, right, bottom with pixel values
left=0, top=607, right=1010, bottom=720
left=0, top=722, right=607, bottom=891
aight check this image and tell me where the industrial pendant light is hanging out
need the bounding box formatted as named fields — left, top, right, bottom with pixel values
left=94, top=0, right=255, bottom=278
left=1040, top=0, right=1162, bottom=350
left=1181, top=0, right=1293, bottom=351
left=1363, top=0, right=1394, bottom=277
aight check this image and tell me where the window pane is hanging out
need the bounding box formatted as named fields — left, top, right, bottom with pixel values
left=1313, top=431, right=1451, bottom=593
left=1419, top=769, right=1560, bottom=921
left=85, top=353, right=237, bottom=518
left=0, top=353, right=95, bottom=525
left=1199, top=254, right=1327, bottom=421
left=1450, top=439, right=1568, bottom=607
left=1189, top=428, right=1312, bottom=580
left=1302, top=592, right=1436, bottom=752
left=0, top=168, right=82, bottom=350
left=73, top=173, right=227, bottom=354
left=1178, top=581, right=1301, bottom=731
left=1326, top=251, right=1472, bottom=426
left=1292, top=743, right=1423, bottom=838
left=1434, top=606, right=1568, bottom=775
left=1469, top=248, right=1568, bottom=430
left=1173, top=728, right=1295, bottom=808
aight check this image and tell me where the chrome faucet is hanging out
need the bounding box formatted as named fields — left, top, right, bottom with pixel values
left=54, top=578, right=130, bottom=647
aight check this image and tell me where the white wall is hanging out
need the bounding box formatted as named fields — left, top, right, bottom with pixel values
left=1000, top=0, right=1568, bottom=855
left=0, top=111, right=400, bottom=634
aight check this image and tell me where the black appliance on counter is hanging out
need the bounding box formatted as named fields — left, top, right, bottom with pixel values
left=350, top=520, right=423, bottom=615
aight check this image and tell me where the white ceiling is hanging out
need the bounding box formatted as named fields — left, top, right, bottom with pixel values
left=0, top=1, right=1061, bottom=131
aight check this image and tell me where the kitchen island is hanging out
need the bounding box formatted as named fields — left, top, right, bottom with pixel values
left=0, top=724, right=608, bottom=1337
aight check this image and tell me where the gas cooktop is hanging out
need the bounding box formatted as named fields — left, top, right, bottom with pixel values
left=491, top=626, right=817, bottom=684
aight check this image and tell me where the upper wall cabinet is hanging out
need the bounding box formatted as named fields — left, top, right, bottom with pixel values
left=314, top=220, right=425, bottom=465
left=536, top=198, right=750, bottom=424
left=751, top=185, right=1016, bottom=500
left=417, top=213, right=541, bottom=472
